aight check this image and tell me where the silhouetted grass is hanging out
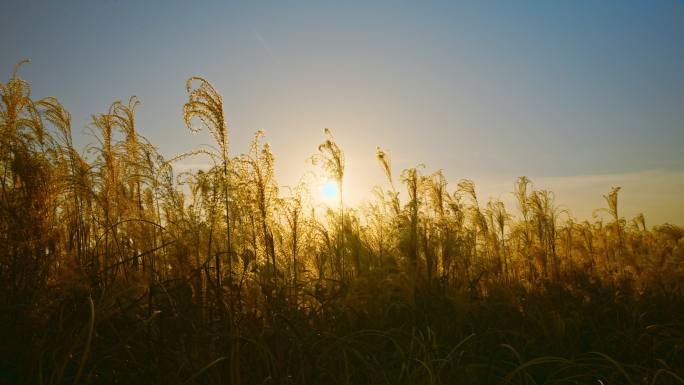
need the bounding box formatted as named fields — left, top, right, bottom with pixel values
left=0, top=61, right=682, bottom=384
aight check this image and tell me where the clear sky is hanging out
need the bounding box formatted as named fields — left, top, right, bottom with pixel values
left=2, top=0, right=683, bottom=225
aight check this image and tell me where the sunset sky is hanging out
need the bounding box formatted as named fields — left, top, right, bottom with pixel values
left=2, top=0, right=683, bottom=225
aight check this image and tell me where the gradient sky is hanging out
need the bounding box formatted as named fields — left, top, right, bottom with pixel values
left=2, top=0, right=683, bottom=225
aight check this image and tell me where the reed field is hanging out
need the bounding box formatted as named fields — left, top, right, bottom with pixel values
left=1, top=61, right=683, bottom=385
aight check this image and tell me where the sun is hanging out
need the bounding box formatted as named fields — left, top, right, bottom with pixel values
left=321, top=180, right=339, bottom=202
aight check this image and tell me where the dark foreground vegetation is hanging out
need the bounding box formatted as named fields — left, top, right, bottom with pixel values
left=1, top=61, right=683, bottom=384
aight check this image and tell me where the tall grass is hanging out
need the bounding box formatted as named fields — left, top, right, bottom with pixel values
left=0, top=63, right=683, bottom=385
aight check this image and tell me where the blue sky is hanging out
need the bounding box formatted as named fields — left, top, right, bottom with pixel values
left=2, top=0, right=683, bottom=224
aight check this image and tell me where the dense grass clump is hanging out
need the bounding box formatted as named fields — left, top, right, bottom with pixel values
left=1, top=62, right=683, bottom=384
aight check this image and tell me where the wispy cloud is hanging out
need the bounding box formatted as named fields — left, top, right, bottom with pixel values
left=251, top=27, right=280, bottom=65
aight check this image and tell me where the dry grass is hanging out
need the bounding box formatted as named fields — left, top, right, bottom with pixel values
left=0, top=63, right=683, bottom=385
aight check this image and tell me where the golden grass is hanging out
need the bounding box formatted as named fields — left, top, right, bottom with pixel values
left=0, top=63, right=683, bottom=385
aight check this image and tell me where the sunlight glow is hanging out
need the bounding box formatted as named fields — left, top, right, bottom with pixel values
left=321, top=180, right=339, bottom=202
